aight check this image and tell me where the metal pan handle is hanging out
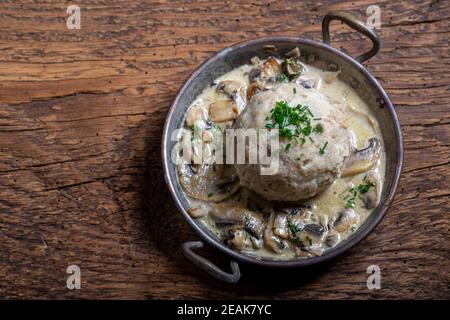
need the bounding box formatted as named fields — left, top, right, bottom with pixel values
left=322, top=11, right=381, bottom=63
left=181, top=241, right=241, bottom=283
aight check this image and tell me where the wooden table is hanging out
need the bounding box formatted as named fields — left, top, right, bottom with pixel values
left=0, top=0, right=448, bottom=299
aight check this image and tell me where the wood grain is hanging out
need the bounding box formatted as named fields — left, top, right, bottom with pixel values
left=0, top=0, right=449, bottom=299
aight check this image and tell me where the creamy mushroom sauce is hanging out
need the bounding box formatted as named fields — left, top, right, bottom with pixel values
left=176, top=48, right=385, bottom=260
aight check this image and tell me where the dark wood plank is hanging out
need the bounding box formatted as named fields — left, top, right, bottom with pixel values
left=0, top=0, right=449, bottom=299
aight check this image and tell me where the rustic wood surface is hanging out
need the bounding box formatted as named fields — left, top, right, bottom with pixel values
left=0, top=0, right=449, bottom=299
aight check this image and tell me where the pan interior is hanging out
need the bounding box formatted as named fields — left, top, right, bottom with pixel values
left=163, top=37, right=402, bottom=267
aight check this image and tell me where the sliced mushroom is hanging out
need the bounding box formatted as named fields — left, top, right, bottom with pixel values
left=285, top=216, right=306, bottom=240
left=185, top=103, right=207, bottom=127
left=348, top=105, right=378, bottom=131
left=333, top=208, right=360, bottom=233
left=246, top=79, right=268, bottom=100
left=248, top=68, right=262, bottom=82
left=224, top=226, right=252, bottom=250
left=285, top=47, right=300, bottom=59
left=246, top=57, right=281, bottom=99
left=294, top=245, right=312, bottom=257
left=216, top=80, right=242, bottom=96
left=284, top=58, right=304, bottom=76
left=264, top=213, right=288, bottom=253
left=362, top=172, right=380, bottom=209
left=250, top=56, right=261, bottom=65
left=262, top=57, right=282, bottom=81
left=304, top=224, right=326, bottom=238
left=273, top=213, right=289, bottom=239
left=293, top=225, right=325, bottom=257
left=250, top=236, right=264, bottom=249
left=342, top=138, right=382, bottom=177
left=216, top=80, right=246, bottom=110
left=319, top=214, right=329, bottom=232
left=208, top=100, right=239, bottom=122
left=244, top=214, right=265, bottom=239
left=249, top=56, right=282, bottom=82
left=277, top=204, right=312, bottom=218
left=304, top=245, right=324, bottom=256
left=325, top=230, right=341, bottom=248
left=178, top=162, right=239, bottom=202
left=210, top=205, right=264, bottom=239
left=187, top=203, right=208, bottom=218
left=262, top=44, right=278, bottom=54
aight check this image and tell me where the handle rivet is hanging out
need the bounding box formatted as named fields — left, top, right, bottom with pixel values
left=350, top=78, right=359, bottom=88
left=307, top=53, right=316, bottom=63
left=327, top=62, right=339, bottom=72
left=377, top=97, right=386, bottom=109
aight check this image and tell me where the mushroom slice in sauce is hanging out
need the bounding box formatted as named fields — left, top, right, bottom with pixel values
left=210, top=205, right=265, bottom=239
left=304, top=223, right=326, bottom=238
left=284, top=58, right=304, bottom=76
left=250, top=56, right=261, bottom=65
left=273, top=213, right=289, bottom=239
left=348, top=105, right=378, bottom=131
left=216, top=80, right=243, bottom=97
left=264, top=213, right=289, bottom=253
left=362, top=172, right=380, bottom=209
left=247, top=57, right=281, bottom=100
left=187, top=203, right=208, bottom=218
left=279, top=204, right=312, bottom=217
left=342, top=138, right=382, bottom=177
left=262, top=45, right=278, bottom=54
left=246, top=79, right=268, bottom=100
left=261, top=57, right=282, bottom=81
left=178, top=162, right=239, bottom=202
left=185, top=102, right=207, bottom=127
left=333, top=209, right=360, bottom=233
left=216, top=80, right=246, bottom=110
left=224, top=226, right=252, bottom=250
left=325, top=229, right=341, bottom=248
left=208, top=100, right=239, bottom=122
left=285, top=47, right=300, bottom=59
left=249, top=56, right=282, bottom=82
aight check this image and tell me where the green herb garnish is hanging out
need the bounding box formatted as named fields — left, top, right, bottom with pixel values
left=191, top=123, right=197, bottom=141
left=287, top=219, right=300, bottom=234
left=357, top=180, right=376, bottom=194
left=278, top=74, right=289, bottom=83
left=265, top=101, right=310, bottom=139
left=344, top=179, right=376, bottom=208
left=285, top=143, right=292, bottom=152
left=265, top=100, right=326, bottom=154
left=319, top=141, right=328, bottom=155
left=344, top=188, right=358, bottom=208
left=313, top=123, right=323, bottom=134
